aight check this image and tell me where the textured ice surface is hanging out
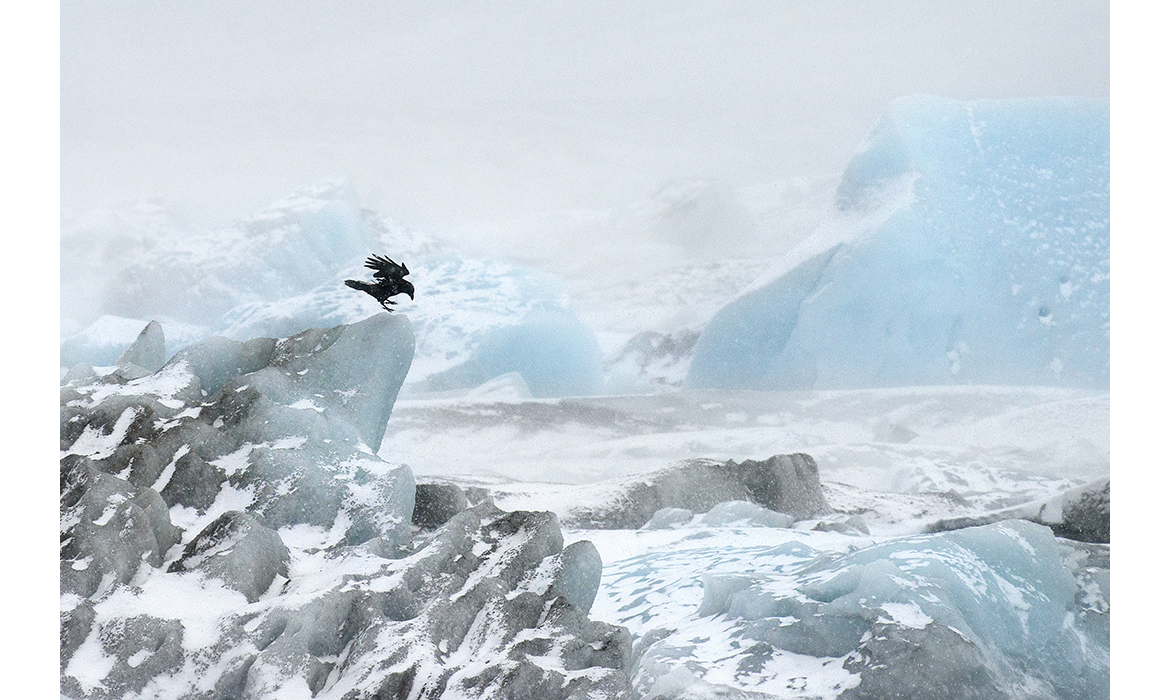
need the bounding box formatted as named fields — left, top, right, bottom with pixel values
left=113, top=320, right=166, bottom=375
left=688, top=96, right=1109, bottom=390
left=61, top=315, right=417, bottom=552
left=60, top=501, right=630, bottom=699
left=167, top=510, right=290, bottom=603
left=594, top=520, right=1108, bottom=700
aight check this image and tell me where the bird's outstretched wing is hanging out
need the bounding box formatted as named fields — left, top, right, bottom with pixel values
left=364, top=254, right=409, bottom=280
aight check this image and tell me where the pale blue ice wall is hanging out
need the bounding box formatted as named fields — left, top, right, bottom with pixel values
left=687, top=96, right=1109, bottom=390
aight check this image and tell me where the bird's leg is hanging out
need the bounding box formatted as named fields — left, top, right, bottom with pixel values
left=380, top=299, right=397, bottom=312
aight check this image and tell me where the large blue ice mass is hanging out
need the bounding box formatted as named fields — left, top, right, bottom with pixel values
left=688, top=96, right=1109, bottom=391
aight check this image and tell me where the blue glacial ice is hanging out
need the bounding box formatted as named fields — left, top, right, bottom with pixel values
left=422, top=308, right=604, bottom=398
left=688, top=96, right=1109, bottom=390
left=631, top=520, right=1108, bottom=700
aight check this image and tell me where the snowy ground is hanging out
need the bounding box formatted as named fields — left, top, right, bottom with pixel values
left=379, top=383, right=1109, bottom=682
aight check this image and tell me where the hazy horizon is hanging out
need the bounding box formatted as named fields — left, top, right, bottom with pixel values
left=62, top=0, right=1108, bottom=233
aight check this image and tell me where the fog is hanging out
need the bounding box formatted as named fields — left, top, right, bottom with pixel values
left=62, top=0, right=1108, bottom=237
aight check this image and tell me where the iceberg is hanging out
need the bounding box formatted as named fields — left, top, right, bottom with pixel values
left=422, top=309, right=604, bottom=398
left=688, top=96, right=1109, bottom=390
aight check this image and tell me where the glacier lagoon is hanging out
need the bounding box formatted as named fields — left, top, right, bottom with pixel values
left=60, top=96, right=1109, bottom=699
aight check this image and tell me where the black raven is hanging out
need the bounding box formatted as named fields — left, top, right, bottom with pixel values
left=345, top=254, right=415, bottom=311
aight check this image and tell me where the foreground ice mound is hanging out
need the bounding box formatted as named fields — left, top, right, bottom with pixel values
left=632, top=520, right=1108, bottom=699
left=688, top=96, right=1109, bottom=390
left=61, top=502, right=632, bottom=699
left=61, top=319, right=631, bottom=698
left=61, top=314, right=417, bottom=555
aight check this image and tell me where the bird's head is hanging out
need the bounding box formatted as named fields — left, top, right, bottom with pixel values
left=403, top=280, right=415, bottom=300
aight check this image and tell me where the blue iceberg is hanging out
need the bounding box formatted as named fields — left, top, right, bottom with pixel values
left=688, top=96, right=1109, bottom=390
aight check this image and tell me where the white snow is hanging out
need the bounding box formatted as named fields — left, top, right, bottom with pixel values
left=879, top=602, right=932, bottom=629
left=65, top=407, right=139, bottom=460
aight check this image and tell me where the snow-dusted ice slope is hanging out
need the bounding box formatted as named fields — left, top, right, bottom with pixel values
left=60, top=182, right=603, bottom=397
left=688, top=96, right=1109, bottom=390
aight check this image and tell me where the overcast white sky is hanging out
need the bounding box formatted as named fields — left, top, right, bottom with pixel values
left=62, top=0, right=1109, bottom=230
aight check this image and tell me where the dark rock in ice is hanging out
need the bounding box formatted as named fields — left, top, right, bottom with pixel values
left=464, top=485, right=494, bottom=506
left=925, top=477, right=1110, bottom=543
left=413, top=482, right=470, bottom=529
left=839, top=621, right=1008, bottom=700
left=60, top=455, right=181, bottom=598
left=115, top=320, right=167, bottom=375
left=563, top=453, right=832, bottom=529
left=168, top=510, right=289, bottom=603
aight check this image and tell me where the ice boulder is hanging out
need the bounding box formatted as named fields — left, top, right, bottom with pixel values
left=60, top=455, right=182, bottom=599
left=688, top=96, right=1109, bottom=390
left=927, top=477, right=1109, bottom=543
left=562, top=453, right=832, bottom=529
left=699, top=500, right=796, bottom=529
left=634, top=520, right=1109, bottom=699
left=61, top=314, right=417, bottom=552
left=412, top=482, right=471, bottom=529
left=114, top=320, right=166, bottom=376
left=423, top=309, right=604, bottom=398
left=61, top=315, right=165, bottom=370
left=167, top=511, right=290, bottom=603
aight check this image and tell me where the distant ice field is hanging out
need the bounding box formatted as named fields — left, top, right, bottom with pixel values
left=382, top=384, right=1107, bottom=516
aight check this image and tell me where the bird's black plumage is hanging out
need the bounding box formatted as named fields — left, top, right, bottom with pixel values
left=345, top=254, right=415, bottom=311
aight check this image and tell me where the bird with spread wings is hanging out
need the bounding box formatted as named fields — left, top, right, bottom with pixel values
left=344, top=254, right=415, bottom=311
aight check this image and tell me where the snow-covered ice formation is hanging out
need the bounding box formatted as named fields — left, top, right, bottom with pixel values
left=61, top=315, right=419, bottom=558
left=928, top=477, right=1109, bottom=543
left=614, top=520, right=1107, bottom=700
left=60, top=91, right=1110, bottom=699
left=688, top=96, right=1109, bottom=390
left=60, top=317, right=635, bottom=699
left=61, top=181, right=604, bottom=399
